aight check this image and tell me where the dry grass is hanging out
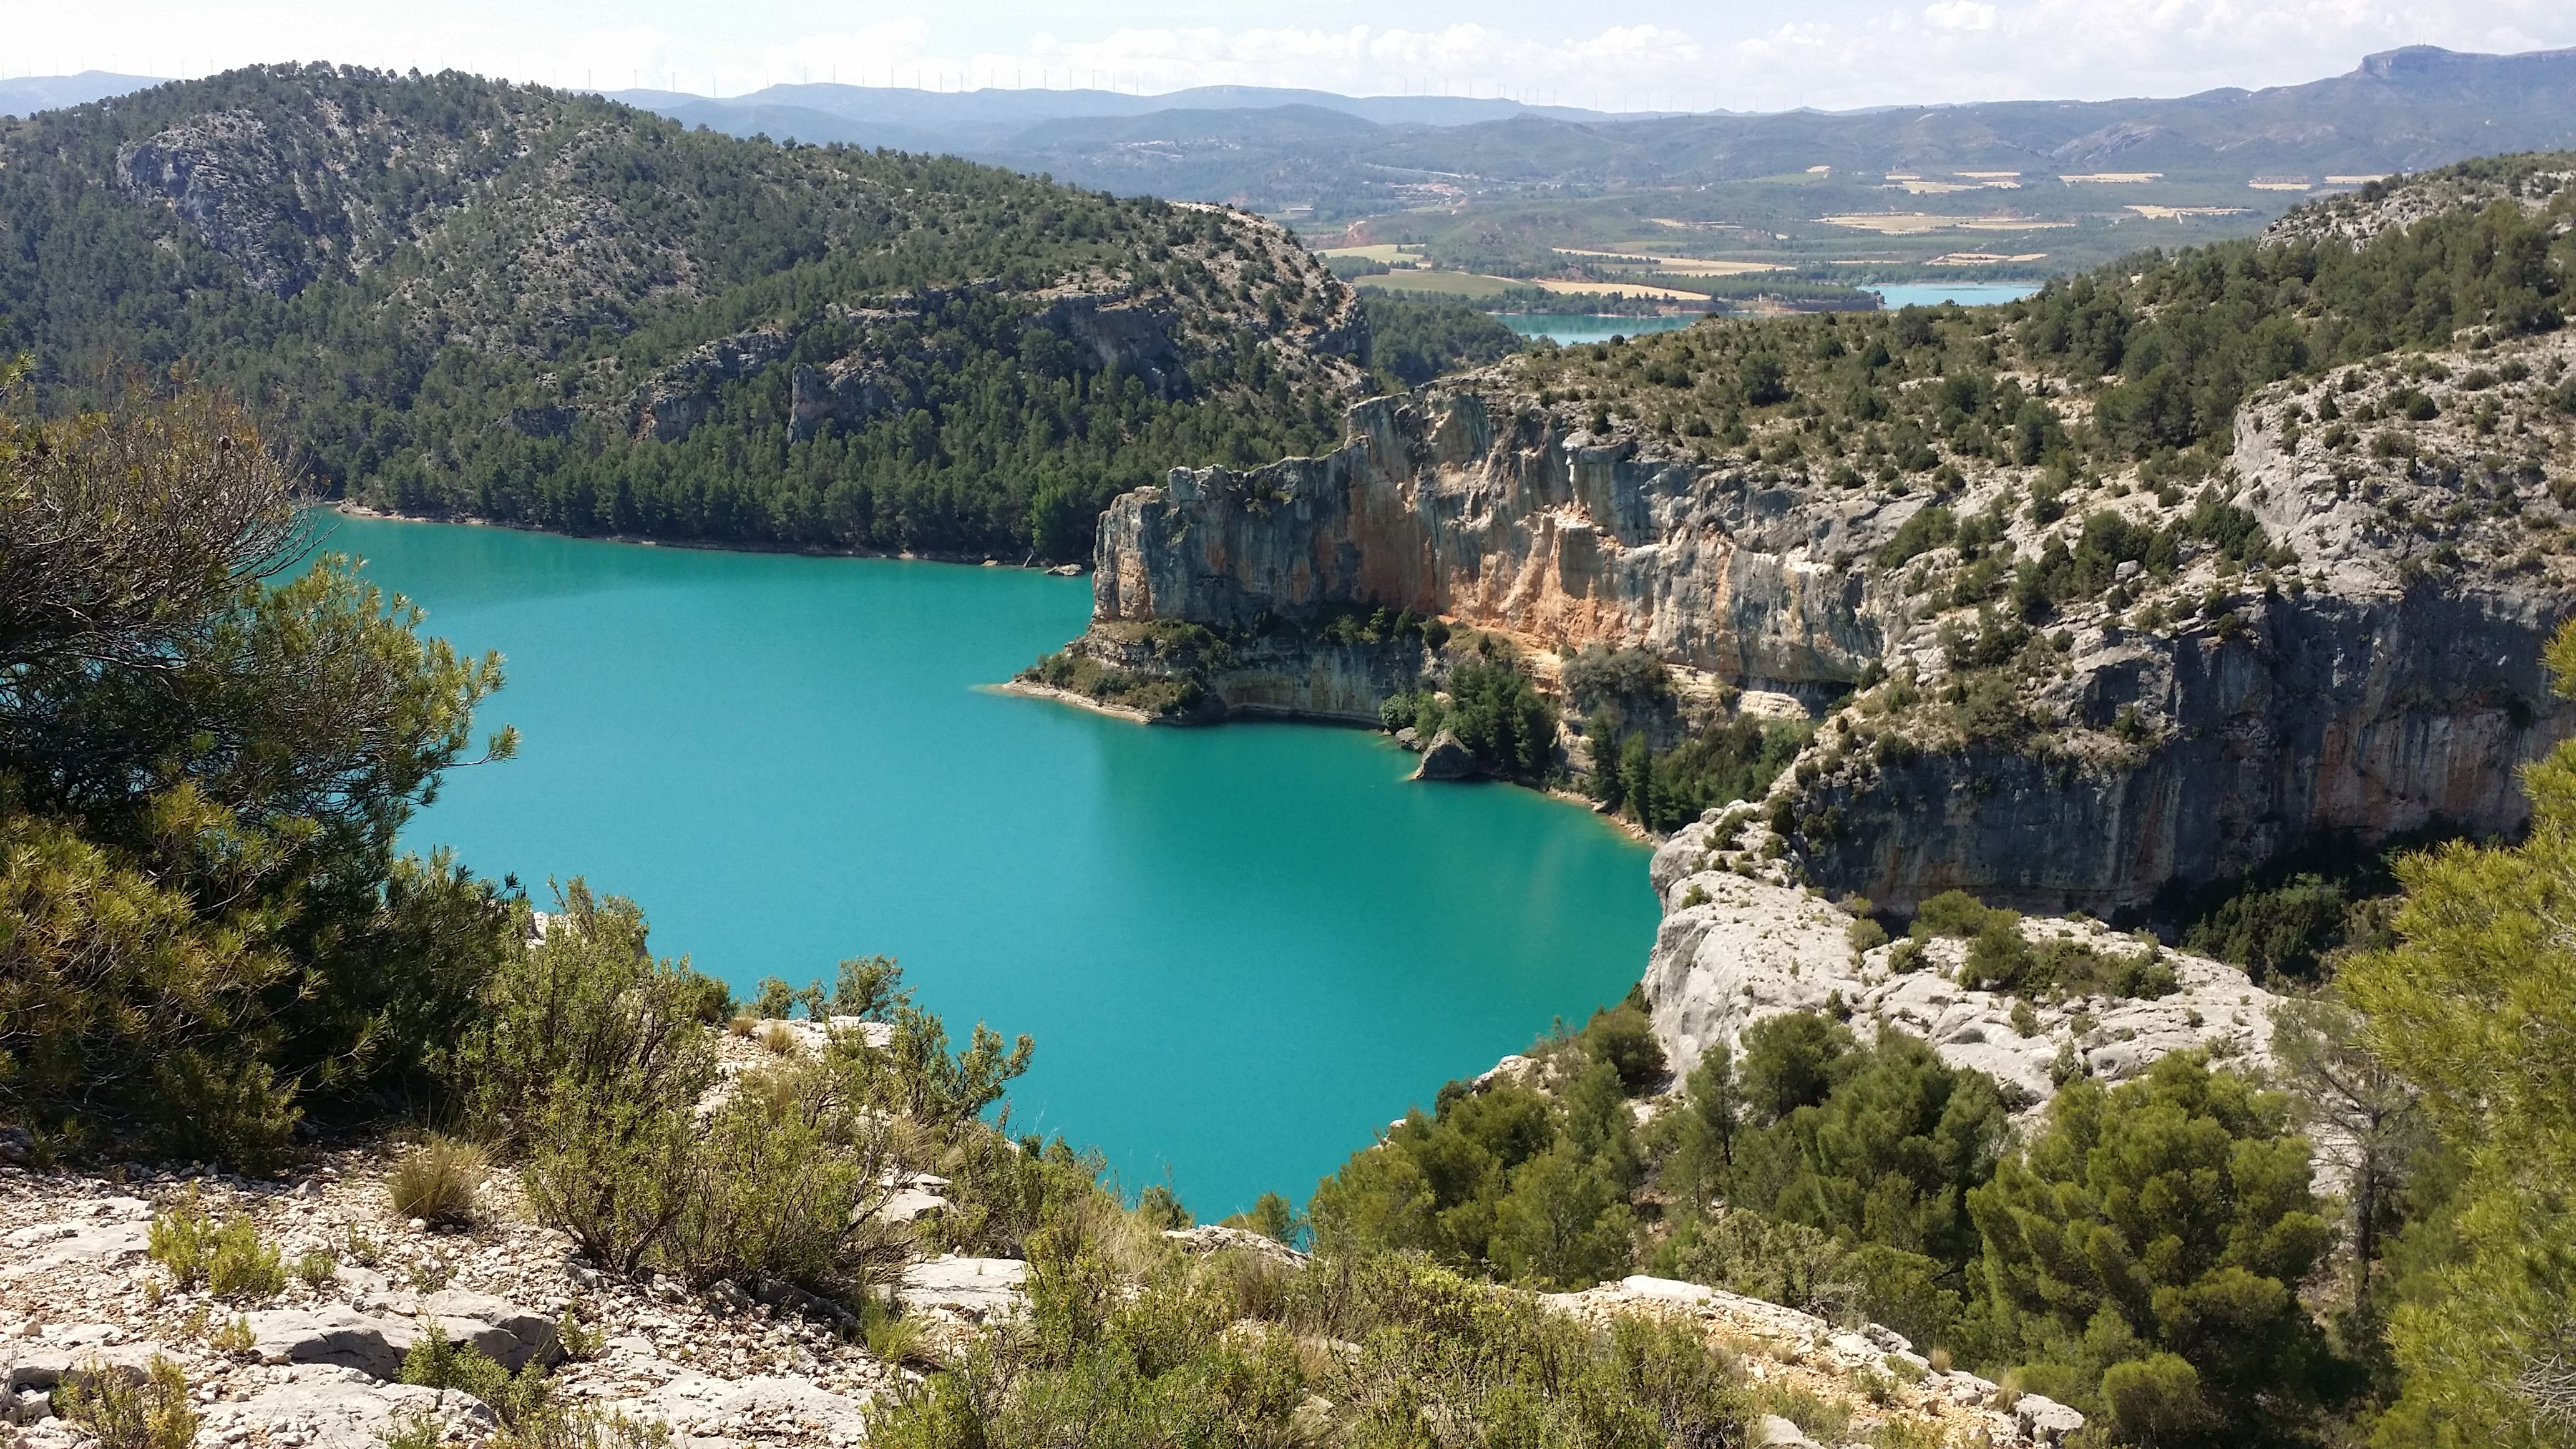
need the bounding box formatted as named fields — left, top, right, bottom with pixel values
left=761, top=1021, right=799, bottom=1056
left=388, top=1135, right=487, bottom=1226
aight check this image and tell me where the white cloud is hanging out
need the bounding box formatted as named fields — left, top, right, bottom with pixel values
left=1924, top=2, right=2000, bottom=33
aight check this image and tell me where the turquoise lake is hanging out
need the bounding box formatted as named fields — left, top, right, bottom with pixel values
left=1868, top=282, right=2041, bottom=309
left=1501, top=314, right=1697, bottom=345
left=328, top=515, right=1660, bottom=1218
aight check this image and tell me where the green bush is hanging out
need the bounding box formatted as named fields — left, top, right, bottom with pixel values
left=1136, top=1184, right=1193, bottom=1231
left=58, top=1355, right=197, bottom=1449
left=1727, top=1020, right=2006, bottom=1288
left=149, top=1194, right=283, bottom=1300
left=2183, top=874, right=2351, bottom=982
left=660, top=1056, right=912, bottom=1304
left=1968, top=1053, right=2341, bottom=1438
left=401, top=1329, right=550, bottom=1427
left=206, top=1215, right=286, bottom=1300
left=1221, top=1191, right=1302, bottom=1246
left=1576, top=1003, right=1668, bottom=1093
left=867, top=1247, right=1751, bottom=1447
left=1915, top=890, right=2006, bottom=938
left=1306, top=1040, right=1650, bottom=1290
left=1593, top=716, right=1813, bottom=834
left=0, top=381, right=517, bottom=1168
left=457, top=881, right=724, bottom=1149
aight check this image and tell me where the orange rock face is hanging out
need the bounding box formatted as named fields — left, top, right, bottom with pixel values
left=1091, top=389, right=1882, bottom=690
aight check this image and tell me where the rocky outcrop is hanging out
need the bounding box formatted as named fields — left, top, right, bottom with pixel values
left=1793, top=578, right=2559, bottom=914
left=115, top=110, right=381, bottom=297
left=2262, top=149, right=2573, bottom=247
left=788, top=358, right=902, bottom=442
left=1031, top=291, right=1190, bottom=400
left=0, top=1154, right=894, bottom=1449
left=1641, top=814, right=2281, bottom=1106
left=1085, top=389, right=1880, bottom=707
left=1410, top=729, right=1479, bottom=781
left=637, top=329, right=794, bottom=441
left=1545, top=1275, right=2080, bottom=1447
left=1066, top=308, right=2576, bottom=909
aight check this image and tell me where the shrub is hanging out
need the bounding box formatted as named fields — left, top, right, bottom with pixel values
left=291, top=1248, right=339, bottom=1288
left=1728, top=1022, right=2007, bottom=1300
left=151, top=1198, right=283, bottom=1300
left=401, top=1325, right=551, bottom=1427
left=379, top=1413, right=446, bottom=1449
left=494, top=1409, right=673, bottom=1449
left=868, top=1248, right=1750, bottom=1445
left=0, top=380, right=517, bottom=1168
left=1969, top=1053, right=2341, bottom=1437
left=456, top=881, right=723, bottom=1151
left=58, top=1355, right=197, bottom=1449
left=1914, top=890, right=2003, bottom=937
left=1136, top=1184, right=1193, bottom=1231
left=389, top=1136, right=487, bottom=1226
left=1576, top=1003, right=1667, bottom=1094
left=148, top=1194, right=217, bottom=1289
left=1221, top=1191, right=1301, bottom=1246
left=202, top=1206, right=283, bottom=1299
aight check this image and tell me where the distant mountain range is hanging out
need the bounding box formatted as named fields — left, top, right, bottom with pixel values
left=601, top=46, right=2576, bottom=219
left=18, top=48, right=2574, bottom=202
left=610, top=83, right=1683, bottom=157
left=0, top=71, right=162, bottom=117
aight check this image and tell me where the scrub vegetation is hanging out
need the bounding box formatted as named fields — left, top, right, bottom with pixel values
left=0, top=66, right=1368, bottom=565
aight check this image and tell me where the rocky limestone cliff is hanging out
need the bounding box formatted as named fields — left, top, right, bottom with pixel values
left=1087, top=388, right=1880, bottom=700
left=1061, top=252, right=2576, bottom=912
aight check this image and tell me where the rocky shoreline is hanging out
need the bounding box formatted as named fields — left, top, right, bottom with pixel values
left=0, top=1007, right=2092, bottom=1449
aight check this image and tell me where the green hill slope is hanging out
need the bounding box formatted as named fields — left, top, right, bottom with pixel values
left=0, top=64, right=1367, bottom=559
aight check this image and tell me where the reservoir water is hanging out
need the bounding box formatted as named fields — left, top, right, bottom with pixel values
left=1501, top=314, right=1698, bottom=346
left=329, top=515, right=1661, bottom=1218
left=1868, top=282, right=2041, bottom=309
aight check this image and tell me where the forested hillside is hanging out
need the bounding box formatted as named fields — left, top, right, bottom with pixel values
left=0, top=64, right=1367, bottom=560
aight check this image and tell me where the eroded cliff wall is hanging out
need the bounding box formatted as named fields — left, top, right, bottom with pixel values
left=1090, top=389, right=1882, bottom=693
left=1064, top=320, right=2576, bottom=912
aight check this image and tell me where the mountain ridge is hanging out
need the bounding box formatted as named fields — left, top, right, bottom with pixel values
left=0, top=63, right=1368, bottom=560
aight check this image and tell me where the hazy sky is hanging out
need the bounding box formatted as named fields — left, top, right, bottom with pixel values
left=11, top=0, right=2574, bottom=113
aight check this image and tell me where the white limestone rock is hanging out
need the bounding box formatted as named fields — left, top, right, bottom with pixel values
left=1641, top=818, right=2281, bottom=1119
left=897, top=1256, right=1027, bottom=1323
left=641, top=1370, right=874, bottom=1445
left=202, top=1365, right=494, bottom=1449
left=2015, top=1392, right=2088, bottom=1445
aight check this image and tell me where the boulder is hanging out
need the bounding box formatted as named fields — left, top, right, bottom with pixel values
left=2014, top=1393, right=2087, bottom=1445
left=898, top=1256, right=1027, bottom=1322
left=1161, top=1224, right=1307, bottom=1266
left=1754, top=1415, right=1822, bottom=1447
left=4, top=1342, right=164, bottom=1392
left=246, top=1290, right=556, bottom=1380
left=202, top=1367, right=494, bottom=1449
left=1409, top=730, right=1479, bottom=781
left=643, top=1370, right=874, bottom=1443
left=414, top=1289, right=559, bottom=1369
left=242, top=1305, right=414, bottom=1380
